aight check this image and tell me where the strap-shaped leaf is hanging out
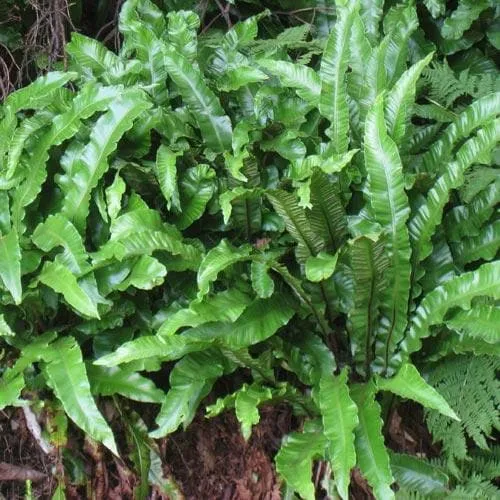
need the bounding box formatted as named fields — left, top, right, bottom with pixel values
left=382, top=5, right=419, bottom=86
left=60, top=90, right=151, bottom=229
left=350, top=36, right=390, bottom=131
left=441, top=0, right=490, bottom=40
left=163, top=47, right=232, bottom=152
left=347, top=235, right=388, bottom=375
left=87, top=365, right=164, bottom=403
left=421, top=92, right=500, bottom=175
left=424, top=0, right=445, bottom=18
left=445, top=179, right=500, bottom=242
left=94, top=335, right=208, bottom=367
left=66, top=33, right=140, bottom=84
left=158, top=289, right=252, bottom=336
left=235, top=383, right=274, bottom=440
left=267, top=190, right=325, bottom=262
left=317, top=369, right=358, bottom=500
left=404, top=261, right=500, bottom=356
left=5, top=111, right=53, bottom=180
left=259, top=60, right=320, bottom=105
left=150, top=350, right=231, bottom=437
left=197, top=239, right=252, bottom=298
left=348, top=11, right=373, bottom=98
left=250, top=261, right=274, bottom=299
left=452, top=219, right=500, bottom=266
left=0, top=230, right=22, bottom=304
left=385, top=52, right=433, bottom=144
left=3, top=332, right=57, bottom=380
left=43, top=337, right=117, bottom=454
left=319, top=1, right=358, bottom=153
left=0, top=314, right=14, bottom=337
left=115, top=255, right=167, bottom=291
left=0, top=372, right=24, bottom=410
left=410, top=119, right=500, bottom=262
left=11, top=84, right=128, bottom=233
left=186, top=296, right=294, bottom=350
left=351, top=383, right=395, bottom=500
left=275, top=423, right=328, bottom=500
left=305, top=252, right=338, bottom=282
left=358, top=0, right=383, bottom=43
left=5, top=72, right=77, bottom=113
left=390, top=453, right=449, bottom=495
left=308, top=171, right=347, bottom=250
left=376, top=363, right=458, bottom=420
left=105, top=171, right=126, bottom=220
left=38, top=261, right=100, bottom=318
left=166, top=11, right=199, bottom=63
left=32, top=214, right=90, bottom=275
left=364, top=95, right=411, bottom=373
left=175, top=165, right=216, bottom=229
left=446, top=305, right=500, bottom=344
left=155, top=145, right=181, bottom=211
left=93, top=205, right=202, bottom=269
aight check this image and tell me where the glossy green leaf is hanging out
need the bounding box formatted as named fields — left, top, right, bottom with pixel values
left=364, top=95, right=411, bottom=373
left=5, top=72, right=77, bottom=112
left=235, top=383, right=274, bottom=440
left=452, top=220, right=500, bottom=265
left=158, top=289, right=252, bottom=336
left=305, top=252, right=339, bottom=283
left=275, top=424, right=328, bottom=500
left=308, top=171, right=347, bottom=250
left=105, top=171, right=126, bottom=220
left=446, top=305, right=500, bottom=344
left=66, top=33, right=140, bottom=83
left=0, top=314, right=14, bottom=337
left=94, top=334, right=208, bottom=367
left=197, top=239, right=252, bottom=298
left=376, top=363, right=458, bottom=420
left=317, top=369, right=358, bottom=500
left=175, top=165, right=215, bottom=229
left=38, top=261, right=100, bottom=318
left=404, top=261, right=500, bottom=356
left=11, top=84, right=130, bottom=233
left=267, top=190, right=325, bottom=262
left=421, top=93, right=500, bottom=175
left=164, top=47, right=232, bottom=152
left=150, top=350, right=230, bottom=437
left=115, top=255, right=167, bottom=291
left=259, top=60, right=320, bottom=105
left=319, top=1, right=358, bottom=153
left=155, top=145, right=181, bottom=211
left=441, top=0, right=490, bottom=40
left=410, top=119, right=500, bottom=262
left=250, top=261, right=274, bottom=299
left=347, top=235, right=388, bottom=375
left=60, top=90, right=151, bottom=229
left=351, top=383, right=395, bottom=500
left=0, top=230, right=22, bottom=304
left=32, top=215, right=90, bottom=275
left=43, top=337, right=117, bottom=454
left=186, top=295, right=295, bottom=350
left=0, top=372, right=24, bottom=410
left=87, top=365, right=164, bottom=403
left=385, top=53, right=433, bottom=144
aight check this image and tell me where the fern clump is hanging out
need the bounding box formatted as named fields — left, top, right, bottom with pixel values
left=425, top=355, right=500, bottom=470
left=0, top=0, right=499, bottom=498
left=421, top=60, right=500, bottom=108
